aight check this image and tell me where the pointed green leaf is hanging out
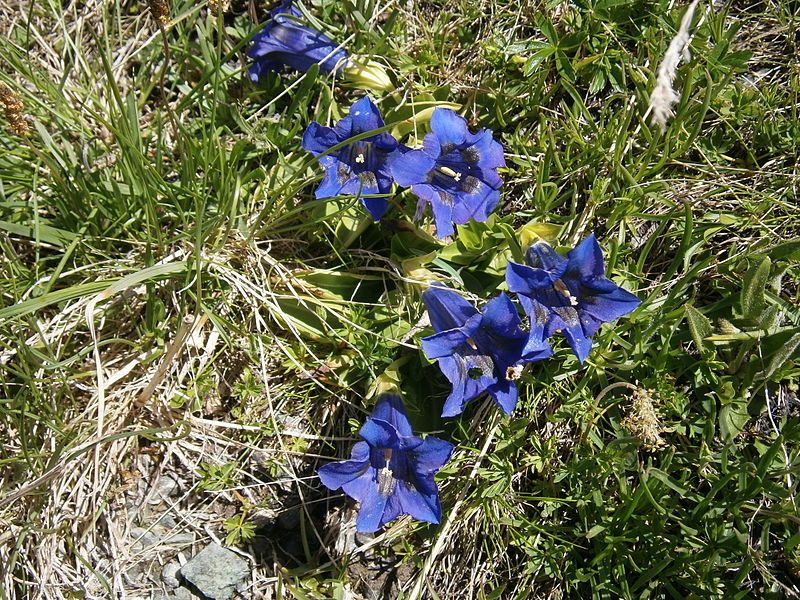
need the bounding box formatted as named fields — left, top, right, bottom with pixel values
left=740, top=256, right=771, bottom=320
left=685, top=305, right=714, bottom=357
left=764, top=332, right=800, bottom=380
left=719, top=399, right=749, bottom=442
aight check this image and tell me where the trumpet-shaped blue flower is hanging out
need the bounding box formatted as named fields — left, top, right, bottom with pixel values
left=318, top=395, right=453, bottom=533
left=421, top=286, right=551, bottom=417
left=248, top=0, right=349, bottom=81
left=505, top=233, right=641, bottom=363
left=302, top=96, right=399, bottom=220
left=388, top=108, right=505, bottom=238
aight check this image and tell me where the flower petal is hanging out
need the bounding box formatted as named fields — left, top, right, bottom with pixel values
left=565, top=232, right=605, bottom=279
left=430, top=108, right=468, bottom=148
left=302, top=122, right=341, bottom=156
left=339, top=174, right=379, bottom=197
left=369, top=394, right=414, bottom=438
left=388, top=148, right=435, bottom=187
left=317, top=446, right=370, bottom=492
left=413, top=437, right=454, bottom=474
left=551, top=306, right=593, bottom=363
left=355, top=478, right=389, bottom=533
left=248, top=20, right=349, bottom=79
left=480, top=293, right=524, bottom=339
left=524, top=241, right=569, bottom=276
left=423, top=185, right=457, bottom=238
left=360, top=196, right=389, bottom=221
left=488, top=379, right=518, bottom=415
left=506, top=260, right=556, bottom=295
left=438, top=355, right=494, bottom=417
left=450, top=185, right=501, bottom=226
left=314, top=162, right=350, bottom=198
left=359, top=417, right=400, bottom=448
left=421, top=329, right=470, bottom=360
left=348, top=96, right=384, bottom=134
left=422, top=286, right=480, bottom=333
left=395, top=481, right=441, bottom=524
left=580, top=284, right=641, bottom=324
left=468, top=128, right=506, bottom=173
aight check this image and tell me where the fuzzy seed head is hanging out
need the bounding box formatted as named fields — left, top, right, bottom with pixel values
left=0, top=83, right=29, bottom=136
left=621, top=388, right=666, bottom=451
left=648, top=0, right=700, bottom=132
left=208, top=0, right=230, bottom=16
left=148, top=0, right=171, bottom=25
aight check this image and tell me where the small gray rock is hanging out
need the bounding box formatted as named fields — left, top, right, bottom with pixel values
left=130, top=526, right=160, bottom=549
left=172, top=587, right=200, bottom=600
left=159, top=514, right=178, bottom=530
left=179, top=543, right=249, bottom=600
left=165, top=532, right=195, bottom=547
left=162, top=561, right=181, bottom=589
left=148, top=475, right=180, bottom=504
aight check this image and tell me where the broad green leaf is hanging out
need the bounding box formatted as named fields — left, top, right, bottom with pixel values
left=764, top=332, right=800, bottom=380
left=517, top=221, right=561, bottom=250
left=685, top=305, right=714, bottom=357
left=719, top=399, right=749, bottom=442
left=297, top=270, right=384, bottom=302
left=768, top=239, right=800, bottom=261
left=586, top=524, right=606, bottom=539
left=498, top=223, right=523, bottom=263
left=757, top=305, right=782, bottom=332
left=740, top=255, right=771, bottom=320
left=0, top=220, right=78, bottom=248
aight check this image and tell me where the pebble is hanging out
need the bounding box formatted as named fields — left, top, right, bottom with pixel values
left=179, top=543, right=249, bottom=600
left=148, top=474, right=180, bottom=505
left=130, top=526, right=160, bottom=549
left=162, top=561, right=181, bottom=589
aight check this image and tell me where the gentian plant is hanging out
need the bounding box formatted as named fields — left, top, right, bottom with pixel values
left=318, top=394, right=454, bottom=533
left=421, top=285, right=552, bottom=417
left=388, top=108, right=505, bottom=238
left=505, top=233, right=641, bottom=363
left=302, top=96, right=399, bottom=220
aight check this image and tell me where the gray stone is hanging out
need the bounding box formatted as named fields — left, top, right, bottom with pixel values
left=148, top=475, right=180, bottom=504
left=164, top=532, right=195, bottom=546
left=172, top=588, right=200, bottom=600
left=159, top=513, right=178, bottom=530
left=130, top=526, right=160, bottom=549
left=179, top=543, right=249, bottom=600
left=162, top=561, right=181, bottom=588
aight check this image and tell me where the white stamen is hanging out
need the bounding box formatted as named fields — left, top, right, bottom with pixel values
left=506, top=365, right=524, bottom=381
left=377, top=449, right=396, bottom=496
left=466, top=337, right=478, bottom=350
left=355, top=153, right=365, bottom=163
left=439, top=166, right=462, bottom=180
left=554, top=279, right=579, bottom=306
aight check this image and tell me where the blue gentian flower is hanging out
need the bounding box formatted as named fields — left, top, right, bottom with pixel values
left=318, top=395, right=453, bottom=533
left=505, top=233, right=641, bottom=363
left=421, top=286, right=551, bottom=417
left=302, top=97, right=399, bottom=220
left=388, top=108, right=505, bottom=238
left=247, top=0, right=349, bottom=81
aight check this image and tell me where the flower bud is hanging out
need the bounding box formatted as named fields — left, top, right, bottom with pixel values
left=342, top=57, right=394, bottom=92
